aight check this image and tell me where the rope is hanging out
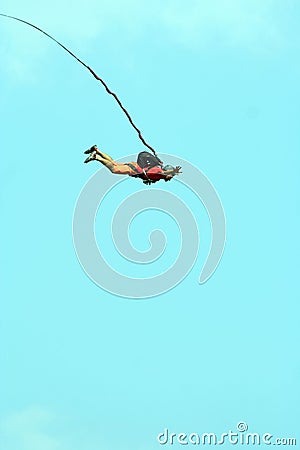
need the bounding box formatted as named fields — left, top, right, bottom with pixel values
left=0, top=13, right=159, bottom=158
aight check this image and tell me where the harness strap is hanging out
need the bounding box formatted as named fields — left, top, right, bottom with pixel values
left=125, top=163, right=159, bottom=185
left=142, top=168, right=151, bottom=182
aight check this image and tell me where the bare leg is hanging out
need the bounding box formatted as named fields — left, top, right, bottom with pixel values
left=84, top=146, right=115, bottom=165
left=94, top=154, right=115, bottom=171
left=94, top=155, right=135, bottom=175
left=84, top=146, right=136, bottom=175
left=84, top=145, right=114, bottom=162
left=95, top=149, right=114, bottom=162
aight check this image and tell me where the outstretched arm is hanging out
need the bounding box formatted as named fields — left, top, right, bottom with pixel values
left=163, top=166, right=182, bottom=176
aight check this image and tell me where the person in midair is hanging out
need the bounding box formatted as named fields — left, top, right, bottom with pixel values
left=84, top=145, right=182, bottom=185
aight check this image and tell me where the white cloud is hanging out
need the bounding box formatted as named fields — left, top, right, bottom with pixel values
left=0, top=0, right=152, bottom=82
left=0, top=406, right=66, bottom=450
left=0, top=406, right=122, bottom=450
left=161, top=0, right=286, bottom=51
left=0, top=0, right=292, bottom=81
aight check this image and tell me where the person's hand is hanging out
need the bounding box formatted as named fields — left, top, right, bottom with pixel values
left=173, top=166, right=182, bottom=174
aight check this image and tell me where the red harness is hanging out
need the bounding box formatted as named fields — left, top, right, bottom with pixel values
left=126, top=163, right=165, bottom=182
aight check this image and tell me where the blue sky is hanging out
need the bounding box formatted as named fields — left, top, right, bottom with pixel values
left=1, top=1, right=300, bottom=449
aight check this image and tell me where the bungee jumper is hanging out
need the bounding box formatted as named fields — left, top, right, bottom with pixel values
left=0, top=13, right=183, bottom=185
left=84, top=146, right=182, bottom=185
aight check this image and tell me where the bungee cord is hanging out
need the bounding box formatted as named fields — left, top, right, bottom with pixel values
left=0, top=13, right=160, bottom=158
